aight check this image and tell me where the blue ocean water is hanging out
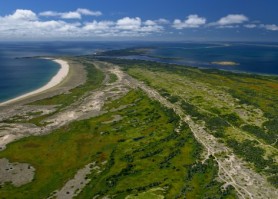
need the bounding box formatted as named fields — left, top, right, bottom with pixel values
left=0, top=58, right=60, bottom=102
left=126, top=42, right=278, bottom=75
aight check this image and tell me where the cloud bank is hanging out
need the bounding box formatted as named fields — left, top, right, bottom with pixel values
left=0, top=9, right=164, bottom=39
left=0, top=9, right=277, bottom=40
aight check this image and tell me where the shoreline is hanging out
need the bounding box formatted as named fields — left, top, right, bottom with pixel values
left=0, top=58, right=70, bottom=106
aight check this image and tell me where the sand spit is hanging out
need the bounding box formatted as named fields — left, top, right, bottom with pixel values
left=212, top=61, right=239, bottom=66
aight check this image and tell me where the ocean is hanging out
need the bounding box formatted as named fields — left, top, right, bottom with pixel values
left=0, top=41, right=278, bottom=103
left=0, top=57, right=60, bottom=103
left=124, top=42, right=278, bottom=75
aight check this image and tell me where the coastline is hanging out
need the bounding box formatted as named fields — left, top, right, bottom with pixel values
left=0, top=59, right=70, bottom=106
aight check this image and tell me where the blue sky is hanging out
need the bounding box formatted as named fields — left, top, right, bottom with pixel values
left=0, top=0, right=278, bottom=41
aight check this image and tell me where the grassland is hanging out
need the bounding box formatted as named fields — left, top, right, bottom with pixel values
left=0, top=89, right=237, bottom=198
left=101, top=58, right=278, bottom=187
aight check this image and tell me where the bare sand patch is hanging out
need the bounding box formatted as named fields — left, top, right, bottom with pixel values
left=0, top=158, right=35, bottom=187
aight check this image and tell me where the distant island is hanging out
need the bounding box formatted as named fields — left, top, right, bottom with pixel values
left=211, top=61, right=239, bottom=66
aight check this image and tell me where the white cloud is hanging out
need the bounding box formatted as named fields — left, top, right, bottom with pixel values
left=5, top=9, right=37, bottom=21
left=33, top=20, right=64, bottom=29
left=1, top=9, right=275, bottom=40
left=39, top=11, right=60, bottom=17
left=39, top=8, right=102, bottom=19
left=61, top=12, right=82, bottom=19
left=83, top=17, right=163, bottom=36
left=244, top=24, right=257, bottom=29
left=40, top=11, right=81, bottom=19
left=115, top=17, right=163, bottom=33
left=83, top=20, right=114, bottom=31
left=156, top=18, right=169, bottom=24
left=217, top=25, right=239, bottom=29
left=138, top=25, right=163, bottom=33
left=173, top=15, right=206, bottom=29
left=261, top=24, right=278, bottom=31
left=144, top=20, right=156, bottom=26
left=76, top=8, right=102, bottom=16
left=61, top=11, right=81, bottom=19
left=0, top=10, right=164, bottom=39
left=116, top=17, right=142, bottom=30
left=216, top=14, right=248, bottom=26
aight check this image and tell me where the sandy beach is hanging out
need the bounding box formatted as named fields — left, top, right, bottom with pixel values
left=0, top=59, right=70, bottom=106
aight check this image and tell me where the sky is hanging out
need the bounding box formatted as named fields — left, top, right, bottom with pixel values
left=0, top=0, right=278, bottom=41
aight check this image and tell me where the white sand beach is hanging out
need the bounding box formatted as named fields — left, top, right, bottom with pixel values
left=0, top=59, right=70, bottom=106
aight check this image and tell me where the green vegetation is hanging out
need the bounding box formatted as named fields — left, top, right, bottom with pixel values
left=241, top=125, right=273, bottom=144
left=25, top=61, right=104, bottom=126
left=96, top=47, right=152, bottom=56
left=183, top=157, right=236, bottom=199
left=99, top=58, right=278, bottom=186
left=31, top=61, right=104, bottom=109
left=227, top=139, right=275, bottom=171
left=0, top=90, right=236, bottom=198
left=109, top=72, right=118, bottom=84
